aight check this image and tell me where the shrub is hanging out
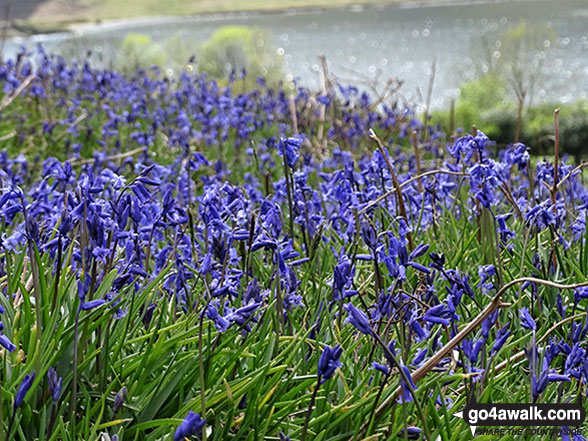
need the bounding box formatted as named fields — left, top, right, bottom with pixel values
left=117, top=33, right=166, bottom=73
left=199, top=26, right=284, bottom=89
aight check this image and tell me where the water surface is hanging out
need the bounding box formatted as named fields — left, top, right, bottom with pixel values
left=5, top=0, right=588, bottom=108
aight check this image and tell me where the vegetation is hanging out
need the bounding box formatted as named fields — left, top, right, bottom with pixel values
left=199, top=26, right=284, bottom=88
left=0, top=48, right=588, bottom=441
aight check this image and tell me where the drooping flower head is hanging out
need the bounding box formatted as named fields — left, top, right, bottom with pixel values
left=278, top=136, right=303, bottom=169
left=174, top=411, right=206, bottom=441
left=14, top=371, right=35, bottom=408
left=318, top=344, right=342, bottom=384
left=344, top=303, right=372, bottom=335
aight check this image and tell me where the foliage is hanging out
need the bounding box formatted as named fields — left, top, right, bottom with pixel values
left=118, top=34, right=167, bottom=74
left=0, top=49, right=588, bottom=441
left=199, top=26, right=284, bottom=89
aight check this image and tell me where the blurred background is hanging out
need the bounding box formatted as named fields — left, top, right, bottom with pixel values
left=3, top=0, right=588, bottom=154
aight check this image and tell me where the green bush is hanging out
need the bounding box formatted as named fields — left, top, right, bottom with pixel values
left=199, top=26, right=284, bottom=89
left=117, top=34, right=166, bottom=73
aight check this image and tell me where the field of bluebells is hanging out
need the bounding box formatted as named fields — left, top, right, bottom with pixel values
left=1, top=47, right=588, bottom=441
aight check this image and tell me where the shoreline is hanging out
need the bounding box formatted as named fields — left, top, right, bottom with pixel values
left=6, top=0, right=537, bottom=38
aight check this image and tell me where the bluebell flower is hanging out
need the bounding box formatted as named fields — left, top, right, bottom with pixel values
left=519, top=308, right=536, bottom=330
left=14, top=371, right=35, bottom=408
left=0, top=322, right=16, bottom=352
left=423, top=303, right=451, bottom=327
left=47, top=367, right=62, bottom=404
left=344, top=303, right=372, bottom=335
left=206, top=303, right=230, bottom=332
left=174, top=411, right=206, bottom=441
left=81, top=299, right=106, bottom=311
left=428, top=253, right=445, bottom=271
left=318, top=344, right=342, bottom=384
left=113, top=386, right=127, bottom=413
left=399, top=366, right=417, bottom=403
left=478, top=265, right=496, bottom=291
left=333, top=254, right=356, bottom=300
left=278, top=136, right=303, bottom=169
left=397, top=427, right=422, bottom=440
left=372, top=362, right=389, bottom=375
left=225, top=302, right=261, bottom=331
left=491, top=321, right=511, bottom=355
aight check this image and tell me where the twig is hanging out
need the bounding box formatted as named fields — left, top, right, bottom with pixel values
left=358, top=169, right=467, bottom=216
left=552, top=108, right=560, bottom=206
left=411, top=131, right=423, bottom=192
left=556, top=161, right=588, bottom=190
left=70, top=146, right=147, bottom=165
left=369, top=129, right=415, bottom=251
left=0, top=74, right=36, bottom=111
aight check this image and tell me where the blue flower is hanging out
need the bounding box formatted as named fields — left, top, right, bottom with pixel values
left=399, top=366, right=417, bottom=403
left=14, top=371, right=35, bottom=408
left=47, top=367, right=62, bottom=404
left=278, top=136, right=303, bottom=169
left=0, top=322, right=16, bottom=352
left=174, top=411, right=206, bottom=441
left=318, top=344, right=342, bottom=383
left=372, top=362, right=389, bottom=375
left=344, top=303, right=372, bottom=335
left=491, top=321, right=511, bottom=355
left=519, top=308, right=536, bottom=330
left=81, top=299, right=106, bottom=311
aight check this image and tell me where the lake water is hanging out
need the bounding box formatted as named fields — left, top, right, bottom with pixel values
left=4, top=0, right=588, bottom=109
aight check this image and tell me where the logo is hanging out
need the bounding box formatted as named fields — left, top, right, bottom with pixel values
left=454, top=401, right=586, bottom=436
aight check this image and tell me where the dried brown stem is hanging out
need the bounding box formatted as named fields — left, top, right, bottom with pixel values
left=0, top=74, right=36, bottom=111
left=369, top=128, right=414, bottom=250
left=357, top=169, right=467, bottom=216
left=552, top=108, right=560, bottom=206
left=411, top=131, right=423, bottom=193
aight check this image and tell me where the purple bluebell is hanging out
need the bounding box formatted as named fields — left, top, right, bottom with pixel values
left=318, top=344, right=342, bottom=384
left=174, top=411, right=206, bottom=441
left=81, top=299, right=106, bottom=311
left=113, top=386, right=127, bottom=413
left=491, top=321, right=511, bottom=355
left=372, top=362, right=389, bottom=375
left=278, top=136, right=303, bottom=169
left=14, top=371, right=35, bottom=408
left=0, top=322, right=16, bottom=352
left=344, top=303, right=372, bottom=335
left=399, top=366, right=417, bottom=403
left=519, top=308, right=536, bottom=330
left=397, top=427, right=422, bottom=440
left=47, top=367, right=62, bottom=404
